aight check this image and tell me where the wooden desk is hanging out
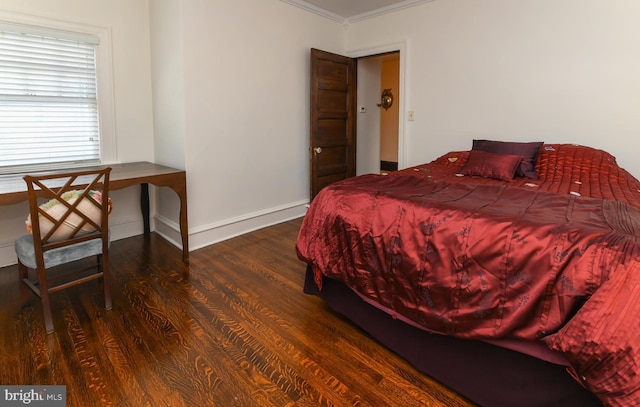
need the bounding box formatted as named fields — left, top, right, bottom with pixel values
left=0, top=162, right=189, bottom=263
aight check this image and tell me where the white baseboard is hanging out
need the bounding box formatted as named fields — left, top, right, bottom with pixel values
left=0, top=243, right=17, bottom=268
left=0, top=201, right=309, bottom=268
left=156, top=200, right=309, bottom=253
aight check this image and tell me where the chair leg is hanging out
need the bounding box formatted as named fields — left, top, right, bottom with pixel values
left=41, top=299, right=54, bottom=334
left=36, top=267, right=54, bottom=334
left=17, top=261, right=30, bottom=304
left=99, top=254, right=112, bottom=310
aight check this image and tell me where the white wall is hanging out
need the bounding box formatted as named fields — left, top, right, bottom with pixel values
left=0, top=0, right=155, bottom=266
left=148, top=0, right=186, bottom=248
left=149, top=0, right=185, bottom=171
left=149, top=0, right=345, bottom=250
left=356, top=57, right=382, bottom=175
left=346, top=0, right=640, bottom=178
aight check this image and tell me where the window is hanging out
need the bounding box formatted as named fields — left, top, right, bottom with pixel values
left=0, top=23, right=101, bottom=174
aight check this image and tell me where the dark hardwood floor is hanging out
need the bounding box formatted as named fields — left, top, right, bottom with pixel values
left=0, top=218, right=475, bottom=406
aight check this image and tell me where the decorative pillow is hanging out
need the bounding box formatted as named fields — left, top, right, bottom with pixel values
left=472, top=139, right=544, bottom=179
left=460, top=149, right=522, bottom=181
left=26, top=190, right=111, bottom=241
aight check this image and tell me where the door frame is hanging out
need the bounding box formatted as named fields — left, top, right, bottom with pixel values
left=348, top=41, right=407, bottom=170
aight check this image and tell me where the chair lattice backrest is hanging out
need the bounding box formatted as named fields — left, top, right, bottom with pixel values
left=25, top=168, right=112, bottom=254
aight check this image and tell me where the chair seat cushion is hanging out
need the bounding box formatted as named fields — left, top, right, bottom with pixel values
left=15, top=233, right=109, bottom=270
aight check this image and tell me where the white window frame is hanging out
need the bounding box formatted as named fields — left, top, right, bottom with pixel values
left=0, top=10, right=116, bottom=174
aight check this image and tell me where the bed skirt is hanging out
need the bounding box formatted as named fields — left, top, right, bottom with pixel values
left=303, top=266, right=602, bottom=407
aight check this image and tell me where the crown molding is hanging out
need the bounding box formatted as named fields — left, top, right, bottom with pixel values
left=280, top=0, right=345, bottom=24
left=281, top=0, right=434, bottom=25
left=347, top=0, right=435, bottom=24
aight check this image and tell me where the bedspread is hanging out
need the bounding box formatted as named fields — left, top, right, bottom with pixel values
left=297, top=174, right=640, bottom=339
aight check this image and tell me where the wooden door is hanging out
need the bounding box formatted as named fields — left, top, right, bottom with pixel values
left=309, top=48, right=357, bottom=200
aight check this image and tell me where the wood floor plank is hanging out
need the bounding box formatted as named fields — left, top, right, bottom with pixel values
left=0, top=218, right=476, bottom=407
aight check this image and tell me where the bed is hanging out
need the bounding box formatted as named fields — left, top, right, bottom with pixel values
left=296, top=142, right=640, bottom=407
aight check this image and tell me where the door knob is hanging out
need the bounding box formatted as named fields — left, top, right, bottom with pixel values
left=314, top=147, right=322, bottom=154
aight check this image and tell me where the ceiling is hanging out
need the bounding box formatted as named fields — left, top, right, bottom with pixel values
left=281, top=0, right=433, bottom=23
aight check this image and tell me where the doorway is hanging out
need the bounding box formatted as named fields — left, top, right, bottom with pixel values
left=356, top=52, right=400, bottom=175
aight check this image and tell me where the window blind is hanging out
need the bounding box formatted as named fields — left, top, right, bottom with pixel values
left=0, top=25, right=100, bottom=174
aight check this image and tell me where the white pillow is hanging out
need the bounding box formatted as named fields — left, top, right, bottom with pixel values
left=26, top=190, right=110, bottom=241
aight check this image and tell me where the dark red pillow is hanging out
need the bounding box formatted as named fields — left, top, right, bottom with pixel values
left=472, top=140, right=543, bottom=179
left=460, top=150, right=522, bottom=181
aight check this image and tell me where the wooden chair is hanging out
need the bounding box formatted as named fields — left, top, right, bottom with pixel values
left=14, top=168, right=112, bottom=333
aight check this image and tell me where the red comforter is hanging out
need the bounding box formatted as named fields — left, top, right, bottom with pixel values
left=296, top=144, right=640, bottom=406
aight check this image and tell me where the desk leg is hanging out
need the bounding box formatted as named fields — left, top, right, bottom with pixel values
left=176, top=184, right=189, bottom=263
left=141, top=183, right=150, bottom=236
left=141, top=178, right=189, bottom=263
